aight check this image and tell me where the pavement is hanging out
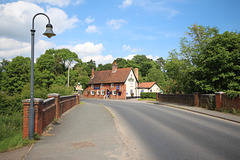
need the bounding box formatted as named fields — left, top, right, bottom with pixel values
left=1, top=99, right=240, bottom=160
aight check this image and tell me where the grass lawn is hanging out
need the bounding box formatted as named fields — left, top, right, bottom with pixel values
left=138, top=98, right=157, bottom=101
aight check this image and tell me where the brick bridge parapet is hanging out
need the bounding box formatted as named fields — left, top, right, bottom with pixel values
left=22, top=93, right=80, bottom=139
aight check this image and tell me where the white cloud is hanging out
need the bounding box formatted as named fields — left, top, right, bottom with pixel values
left=146, top=55, right=159, bottom=61
left=24, top=0, right=84, bottom=7
left=82, top=55, right=114, bottom=65
left=0, top=1, right=79, bottom=42
left=24, top=0, right=71, bottom=7
left=46, top=7, right=79, bottom=34
left=0, top=38, right=30, bottom=58
left=0, top=38, right=55, bottom=59
left=85, top=25, right=100, bottom=33
left=106, top=19, right=127, bottom=30
left=85, top=16, right=95, bottom=24
left=119, top=0, right=133, bottom=8
left=124, top=54, right=136, bottom=60
left=74, top=0, right=84, bottom=5
left=122, top=45, right=132, bottom=51
left=122, top=45, right=143, bottom=53
left=72, top=42, right=104, bottom=57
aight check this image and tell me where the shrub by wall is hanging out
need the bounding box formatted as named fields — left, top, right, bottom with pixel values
left=140, top=92, right=157, bottom=99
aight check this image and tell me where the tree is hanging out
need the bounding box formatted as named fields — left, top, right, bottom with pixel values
left=193, top=31, right=240, bottom=93
left=114, top=58, right=127, bottom=68
left=146, top=68, right=167, bottom=89
left=97, top=63, right=112, bottom=71
left=1, top=56, right=30, bottom=93
left=57, top=49, right=78, bottom=87
left=0, top=59, right=10, bottom=90
left=81, top=59, right=96, bottom=77
left=155, top=57, right=166, bottom=71
left=164, top=24, right=220, bottom=93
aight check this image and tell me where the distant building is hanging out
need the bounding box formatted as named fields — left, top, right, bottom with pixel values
left=137, top=82, right=162, bottom=96
left=83, top=62, right=139, bottom=99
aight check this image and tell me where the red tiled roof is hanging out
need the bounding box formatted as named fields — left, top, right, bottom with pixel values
left=88, top=68, right=132, bottom=84
left=138, top=82, right=156, bottom=89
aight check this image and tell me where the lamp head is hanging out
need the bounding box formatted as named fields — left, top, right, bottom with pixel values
left=43, top=24, right=56, bottom=38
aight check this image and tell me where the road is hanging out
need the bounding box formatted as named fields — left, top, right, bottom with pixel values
left=82, top=98, right=240, bottom=160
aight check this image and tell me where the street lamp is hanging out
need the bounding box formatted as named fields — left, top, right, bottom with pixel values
left=29, top=13, right=56, bottom=139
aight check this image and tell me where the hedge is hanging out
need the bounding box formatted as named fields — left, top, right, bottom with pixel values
left=140, top=92, right=157, bottom=99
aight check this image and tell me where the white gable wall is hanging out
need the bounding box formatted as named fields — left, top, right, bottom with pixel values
left=138, top=84, right=161, bottom=96
left=151, top=84, right=161, bottom=92
left=125, top=70, right=138, bottom=97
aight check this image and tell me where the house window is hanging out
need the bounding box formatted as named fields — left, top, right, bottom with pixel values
left=150, top=89, right=152, bottom=92
left=91, top=84, right=94, bottom=88
left=101, top=90, right=105, bottom=95
left=130, top=82, right=133, bottom=87
left=113, top=90, right=116, bottom=95
left=97, top=90, right=100, bottom=95
left=141, top=90, right=144, bottom=93
left=91, top=90, right=94, bottom=95
left=130, top=89, right=133, bottom=94
left=111, top=83, right=114, bottom=88
left=100, top=84, right=103, bottom=88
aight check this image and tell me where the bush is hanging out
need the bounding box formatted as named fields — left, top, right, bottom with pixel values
left=0, top=92, right=23, bottom=115
left=140, top=92, right=157, bottom=99
left=226, top=90, right=240, bottom=99
left=49, top=84, right=73, bottom=96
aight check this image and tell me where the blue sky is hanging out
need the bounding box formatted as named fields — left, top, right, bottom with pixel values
left=0, top=0, right=240, bottom=65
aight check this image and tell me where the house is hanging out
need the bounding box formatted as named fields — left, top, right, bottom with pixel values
left=83, top=62, right=139, bottom=99
left=137, top=82, right=162, bottom=96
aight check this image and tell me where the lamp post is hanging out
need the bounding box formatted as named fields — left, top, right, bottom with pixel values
left=29, top=13, right=56, bottom=139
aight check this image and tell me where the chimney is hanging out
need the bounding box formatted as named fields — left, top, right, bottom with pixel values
left=91, top=67, right=94, bottom=78
left=112, top=62, right=117, bottom=73
left=134, top=68, right=139, bottom=81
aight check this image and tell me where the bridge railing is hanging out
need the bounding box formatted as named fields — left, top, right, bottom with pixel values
left=156, top=92, right=240, bottom=112
left=22, top=93, right=80, bottom=139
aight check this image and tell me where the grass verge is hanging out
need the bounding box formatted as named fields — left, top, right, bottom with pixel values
left=138, top=98, right=157, bottom=101
left=0, top=113, right=33, bottom=152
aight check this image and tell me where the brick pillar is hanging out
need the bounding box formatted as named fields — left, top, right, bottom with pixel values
left=73, top=93, right=78, bottom=105
left=156, top=93, right=159, bottom=101
left=78, top=93, right=81, bottom=104
left=215, top=92, right=224, bottom=111
left=194, top=92, right=199, bottom=107
left=22, top=98, right=43, bottom=139
left=48, top=93, right=61, bottom=119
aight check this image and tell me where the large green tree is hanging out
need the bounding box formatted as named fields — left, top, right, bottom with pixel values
left=193, top=31, right=240, bottom=93
left=1, top=56, right=30, bottom=93
left=164, top=24, right=220, bottom=93
left=57, top=48, right=78, bottom=87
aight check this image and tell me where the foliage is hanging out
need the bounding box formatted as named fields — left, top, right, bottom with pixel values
left=0, top=112, right=32, bottom=152
left=1, top=56, right=30, bottom=94
left=0, top=92, right=23, bottom=115
left=140, top=92, right=157, bottom=99
left=48, top=84, right=73, bottom=96
left=226, top=90, right=240, bottom=99
left=164, top=24, right=240, bottom=94
left=193, top=31, right=240, bottom=93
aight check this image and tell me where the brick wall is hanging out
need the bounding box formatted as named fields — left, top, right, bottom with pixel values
left=221, top=94, right=240, bottom=111
left=22, top=93, right=80, bottom=139
left=157, top=92, right=240, bottom=112
left=156, top=93, right=195, bottom=106
left=83, top=83, right=127, bottom=99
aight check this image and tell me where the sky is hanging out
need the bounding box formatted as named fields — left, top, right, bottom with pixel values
left=0, top=0, right=240, bottom=65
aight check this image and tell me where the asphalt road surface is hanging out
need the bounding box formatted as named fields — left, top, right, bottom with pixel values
left=82, top=99, right=240, bottom=160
